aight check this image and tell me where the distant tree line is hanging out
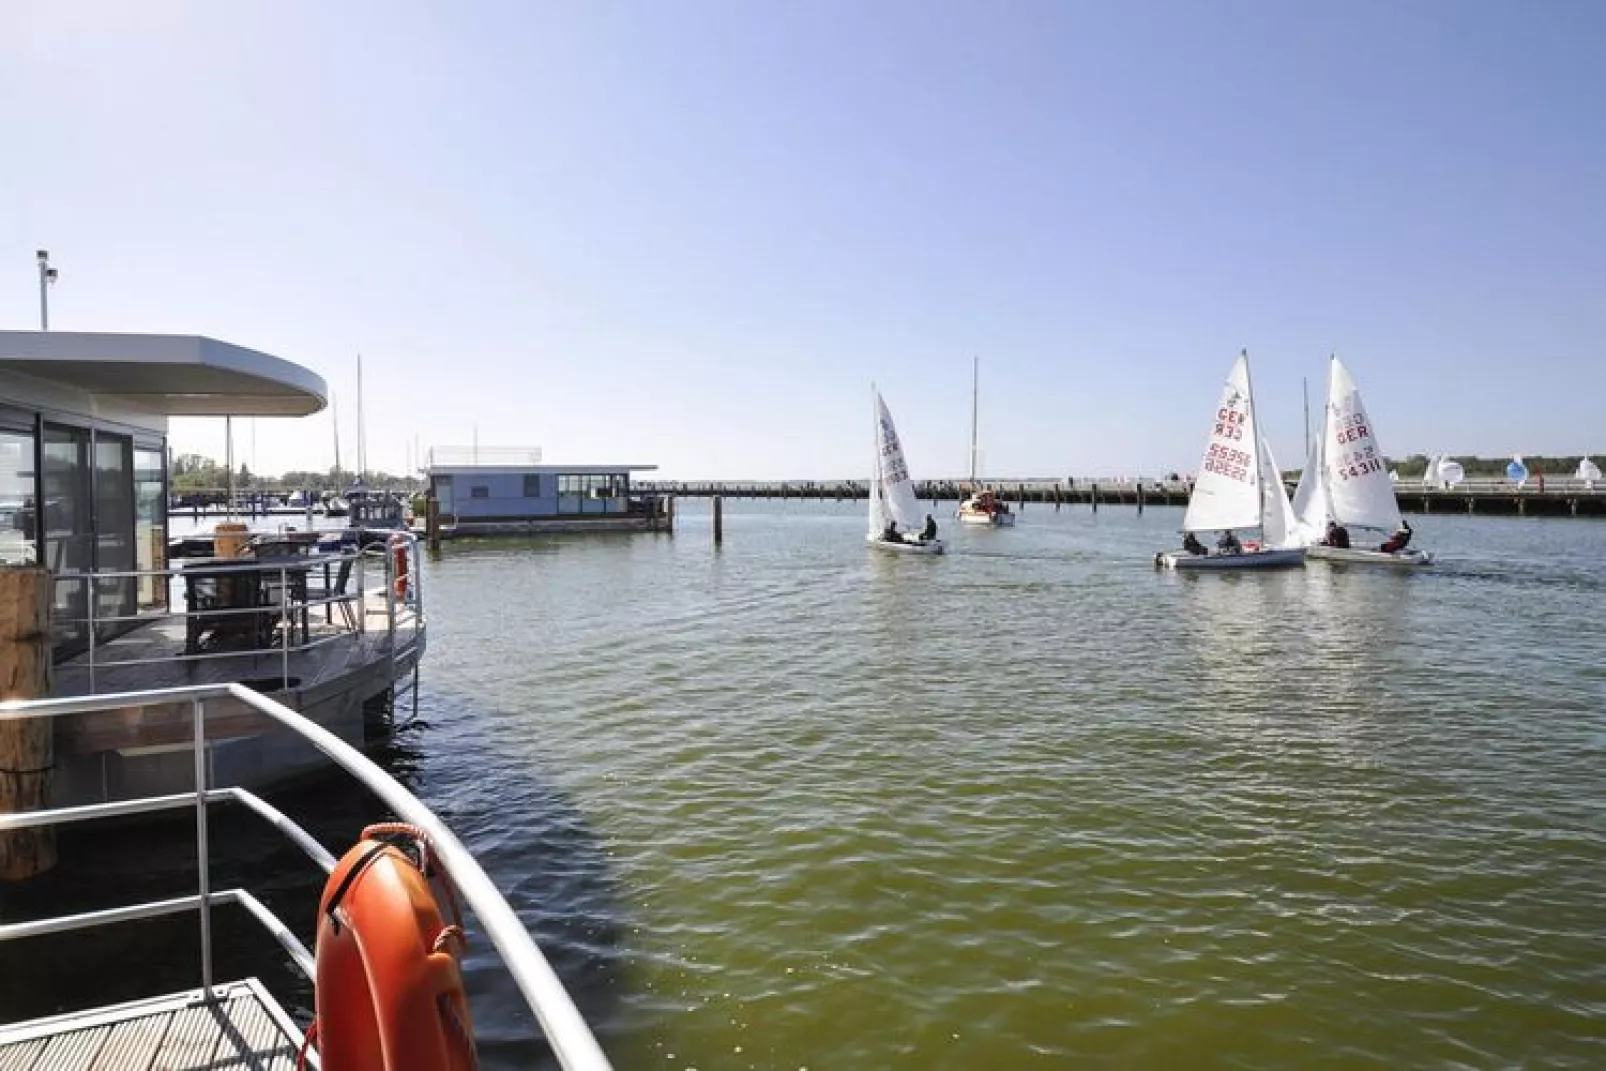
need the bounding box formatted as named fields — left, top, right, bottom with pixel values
left=168, top=452, right=422, bottom=494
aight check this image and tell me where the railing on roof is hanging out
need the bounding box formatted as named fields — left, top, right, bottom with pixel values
left=0, top=681, right=612, bottom=1071
left=52, top=530, right=425, bottom=694
left=427, top=445, right=544, bottom=468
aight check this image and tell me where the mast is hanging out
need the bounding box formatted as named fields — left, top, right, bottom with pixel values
left=1302, top=375, right=1310, bottom=452
left=969, top=355, right=979, bottom=485
left=355, top=353, right=366, bottom=483
left=1241, top=348, right=1265, bottom=535
left=332, top=392, right=342, bottom=481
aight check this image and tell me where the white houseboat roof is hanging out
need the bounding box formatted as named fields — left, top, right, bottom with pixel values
left=0, top=330, right=327, bottom=416
left=426, top=463, right=658, bottom=475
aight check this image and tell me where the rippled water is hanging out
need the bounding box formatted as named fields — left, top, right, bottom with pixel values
left=9, top=500, right=1606, bottom=1068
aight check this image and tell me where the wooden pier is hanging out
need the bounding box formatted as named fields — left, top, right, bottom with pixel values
left=634, top=478, right=1606, bottom=518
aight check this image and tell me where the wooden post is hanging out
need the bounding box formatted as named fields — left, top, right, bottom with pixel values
left=713, top=495, right=724, bottom=545
left=668, top=495, right=676, bottom=534
left=1091, top=483, right=1099, bottom=512
left=0, top=566, right=55, bottom=881
left=426, top=497, right=441, bottom=553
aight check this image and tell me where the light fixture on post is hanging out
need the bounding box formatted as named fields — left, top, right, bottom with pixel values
left=36, top=250, right=58, bottom=330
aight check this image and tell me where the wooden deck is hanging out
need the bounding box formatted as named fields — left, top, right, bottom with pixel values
left=0, top=979, right=303, bottom=1070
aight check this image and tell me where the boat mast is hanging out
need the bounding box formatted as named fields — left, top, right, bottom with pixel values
left=1302, top=375, right=1310, bottom=452
left=332, top=391, right=341, bottom=481
left=1242, top=349, right=1265, bottom=537
left=356, top=352, right=366, bottom=484
left=969, top=355, right=979, bottom=486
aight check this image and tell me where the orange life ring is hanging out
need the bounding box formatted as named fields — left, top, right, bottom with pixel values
left=306, top=826, right=476, bottom=1071
left=391, top=534, right=409, bottom=599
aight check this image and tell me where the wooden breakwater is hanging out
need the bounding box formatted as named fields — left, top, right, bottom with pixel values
left=634, top=479, right=1606, bottom=518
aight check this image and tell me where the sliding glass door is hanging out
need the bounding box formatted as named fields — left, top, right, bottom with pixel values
left=43, top=424, right=141, bottom=656
left=43, top=424, right=92, bottom=654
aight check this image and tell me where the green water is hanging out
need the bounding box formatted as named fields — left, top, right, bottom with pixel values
left=417, top=500, right=1605, bottom=1068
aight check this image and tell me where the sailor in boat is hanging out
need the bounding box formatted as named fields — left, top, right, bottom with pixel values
left=1181, top=532, right=1207, bottom=556
left=883, top=520, right=901, bottom=543
left=921, top=514, right=938, bottom=541
left=1216, top=530, right=1242, bottom=554
left=1379, top=519, right=1413, bottom=554
left=1322, top=520, right=1351, bottom=548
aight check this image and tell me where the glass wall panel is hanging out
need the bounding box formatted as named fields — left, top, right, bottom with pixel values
left=0, top=427, right=37, bottom=566
left=135, top=446, right=166, bottom=610
left=93, top=433, right=136, bottom=640
left=43, top=424, right=92, bottom=654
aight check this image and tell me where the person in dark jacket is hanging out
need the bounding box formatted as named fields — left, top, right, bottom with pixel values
left=1217, top=530, right=1242, bottom=553
left=1380, top=519, right=1413, bottom=553
left=1324, top=520, right=1351, bottom=548
left=921, top=514, right=938, bottom=541
left=1182, top=532, right=1207, bottom=556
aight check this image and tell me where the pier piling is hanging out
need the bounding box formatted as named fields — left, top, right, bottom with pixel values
left=713, top=495, right=724, bottom=545
left=0, top=566, right=55, bottom=880
left=426, top=497, right=441, bottom=553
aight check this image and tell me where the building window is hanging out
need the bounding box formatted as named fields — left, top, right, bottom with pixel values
left=557, top=473, right=626, bottom=497
left=523, top=474, right=542, bottom=497
left=470, top=485, right=489, bottom=499
left=134, top=446, right=166, bottom=611
left=0, top=426, right=37, bottom=567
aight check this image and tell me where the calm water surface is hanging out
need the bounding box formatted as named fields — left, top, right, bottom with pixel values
left=9, top=500, right=1606, bottom=1068
left=430, top=500, right=1606, bottom=1068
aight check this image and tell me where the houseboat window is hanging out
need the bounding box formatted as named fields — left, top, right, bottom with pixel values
left=92, top=433, right=137, bottom=639
left=431, top=474, right=452, bottom=503
left=43, top=424, right=92, bottom=653
left=470, top=485, right=489, bottom=499
left=134, top=446, right=166, bottom=610
left=0, top=427, right=37, bottom=566
left=523, top=474, right=542, bottom=497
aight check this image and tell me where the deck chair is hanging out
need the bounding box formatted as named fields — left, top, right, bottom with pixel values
left=317, top=556, right=357, bottom=630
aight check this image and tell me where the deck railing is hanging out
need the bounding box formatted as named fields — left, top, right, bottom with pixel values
left=53, top=530, right=425, bottom=694
left=0, top=681, right=612, bottom=1071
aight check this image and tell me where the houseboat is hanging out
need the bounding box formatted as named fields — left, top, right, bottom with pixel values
left=423, top=446, right=669, bottom=536
left=0, top=330, right=426, bottom=806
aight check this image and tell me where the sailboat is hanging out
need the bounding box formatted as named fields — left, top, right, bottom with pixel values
left=1156, top=350, right=1305, bottom=570
left=1296, top=355, right=1432, bottom=567
left=1578, top=457, right=1601, bottom=489
left=957, top=357, right=1016, bottom=527
left=868, top=389, right=944, bottom=554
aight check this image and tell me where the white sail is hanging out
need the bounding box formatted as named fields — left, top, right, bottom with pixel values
left=1259, top=436, right=1299, bottom=548
left=1421, top=454, right=1441, bottom=488
left=1436, top=457, right=1464, bottom=487
left=1290, top=423, right=1331, bottom=543
left=1323, top=356, right=1402, bottom=532
left=1578, top=457, right=1601, bottom=487
left=1181, top=353, right=1261, bottom=533
left=870, top=391, right=926, bottom=537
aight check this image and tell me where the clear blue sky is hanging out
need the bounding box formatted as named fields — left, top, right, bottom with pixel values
left=2, top=1, right=1601, bottom=480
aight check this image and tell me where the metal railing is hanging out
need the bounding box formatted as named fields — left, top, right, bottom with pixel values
left=53, top=530, right=426, bottom=694
left=0, top=682, right=612, bottom=1071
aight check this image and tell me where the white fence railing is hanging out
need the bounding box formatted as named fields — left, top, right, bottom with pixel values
left=0, top=682, right=612, bottom=1070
